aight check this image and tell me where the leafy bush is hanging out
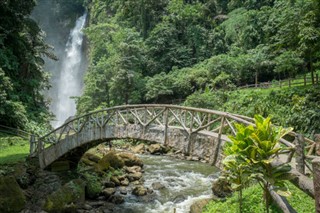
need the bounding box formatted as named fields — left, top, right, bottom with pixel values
left=203, top=183, right=315, bottom=213
left=83, top=172, right=102, bottom=199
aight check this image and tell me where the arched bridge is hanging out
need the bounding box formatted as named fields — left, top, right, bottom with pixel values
left=31, top=104, right=315, bottom=169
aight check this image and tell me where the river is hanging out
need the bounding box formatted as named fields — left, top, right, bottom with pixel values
left=110, top=154, right=218, bottom=213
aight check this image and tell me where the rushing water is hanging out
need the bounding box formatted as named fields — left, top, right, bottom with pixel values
left=54, top=13, right=87, bottom=127
left=113, top=155, right=218, bottom=213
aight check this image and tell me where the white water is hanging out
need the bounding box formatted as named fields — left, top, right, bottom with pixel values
left=53, top=13, right=87, bottom=127
left=111, top=155, right=218, bottom=213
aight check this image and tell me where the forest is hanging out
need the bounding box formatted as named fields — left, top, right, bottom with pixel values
left=0, top=0, right=320, bottom=135
left=0, top=1, right=319, bottom=212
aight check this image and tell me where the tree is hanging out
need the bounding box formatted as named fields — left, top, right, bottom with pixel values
left=298, top=3, right=320, bottom=84
left=224, top=115, right=292, bottom=212
left=0, top=0, right=55, bottom=129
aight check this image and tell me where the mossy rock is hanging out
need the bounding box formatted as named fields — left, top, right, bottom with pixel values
left=117, top=152, right=143, bottom=167
left=0, top=176, right=26, bottom=213
left=43, top=179, right=85, bottom=212
left=83, top=173, right=103, bottom=199
left=98, top=151, right=124, bottom=170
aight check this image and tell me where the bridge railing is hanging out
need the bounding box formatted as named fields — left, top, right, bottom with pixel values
left=32, top=104, right=316, bottom=171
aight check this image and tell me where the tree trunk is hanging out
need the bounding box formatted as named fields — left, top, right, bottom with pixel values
left=264, top=184, right=271, bottom=213
left=268, top=185, right=297, bottom=213
left=288, top=169, right=314, bottom=198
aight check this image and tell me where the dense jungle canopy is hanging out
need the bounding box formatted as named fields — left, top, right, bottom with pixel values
left=0, top=0, right=319, bottom=136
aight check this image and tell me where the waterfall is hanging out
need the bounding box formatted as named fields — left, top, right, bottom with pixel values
left=53, top=13, right=87, bottom=127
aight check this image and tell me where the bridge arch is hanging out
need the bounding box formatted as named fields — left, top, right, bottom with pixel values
left=33, top=105, right=302, bottom=169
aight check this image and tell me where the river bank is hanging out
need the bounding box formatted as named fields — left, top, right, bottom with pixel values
left=0, top=141, right=218, bottom=213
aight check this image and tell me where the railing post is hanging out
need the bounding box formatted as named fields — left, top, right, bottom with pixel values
left=187, top=111, right=194, bottom=155
left=312, top=157, right=320, bottom=212
left=163, top=107, right=168, bottom=146
left=289, top=78, right=291, bottom=87
left=29, top=134, right=35, bottom=155
left=294, top=134, right=305, bottom=175
left=212, top=116, right=225, bottom=166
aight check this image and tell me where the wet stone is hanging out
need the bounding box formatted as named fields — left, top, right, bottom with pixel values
left=109, top=195, right=124, bottom=204
left=119, top=187, right=127, bottom=195
left=120, top=178, right=129, bottom=186
left=103, top=181, right=115, bottom=188
left=152, top=182, right=165, bottom=190
left=102, top=188, right=116, bottom=198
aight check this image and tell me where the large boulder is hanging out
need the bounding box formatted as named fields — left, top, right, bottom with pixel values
left=125, top=165, right=142, bottom=174
left=98, top=151, right=124, bottom=171
left=0, top=176, right=26, bottom=213
left=152, top=182, right=165, bottom=190
left=43, top=179, right=85, bottom=212
left=190, top=198, right=212, bottom=213
left=132, top=185, right=147, bottom=196
left=127, top=172, right=142, bottom=182
left=117, top=152, right=143, bottom=167
left=211, top=178, right=232, bottom=198
left=102, top=188, right=116, bottom=198
left=83, top=173, right=103, bottom=199
left=147, top=144, right=162, bottom=154
left=131, top=144, right=145, bottom=154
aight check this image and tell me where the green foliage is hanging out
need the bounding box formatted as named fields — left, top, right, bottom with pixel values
left=98, top=151, right=124, bottom=171
left=0, top=133, right=29, bottom=164
left=203, top=182, right=315, bottom=213
left=223, top=115, right=292, bottom=212
left=83, top=172, right=103, bottom=199
left=0, top=0, right=55, bottom=130
left=185, top=86, right=320, bottom=137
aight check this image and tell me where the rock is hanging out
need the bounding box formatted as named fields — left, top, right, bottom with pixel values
left=131, top=144, right=145, bottom=154
left=211, top=178, right=232, bottom=198
left=84, top=173, right=103, bottom=199
left=174, top=149, right=182, bottom=154
left=132, top=185, right=147, bottom=196
left=43, top=179, right=86, bottom=212
left=103, top=181, right=115, bottom=188
left=152, top=182, right=165, bottom=190
left=102, top=188, right=116, bottom=198
left=0, top=176, right=26, bottom=213
left=118, top=175, right=127, bottom=181
left=13, top=163, right=30, bottom=189
left=120, top=178, right=130, bottom=186
left=109, top=195, right=125, bottom=204
left=147, top=144, right=163, bottom=154
left=119, top=187, right=127, bottom=195
left=98, top=151, right=124, bottom=171
left=190, top=198, right=212, bottom=213
left=191, top=156, right=200, bottom=161
left=83, top=152, right=101, bottom=163
left=117, top=152, right=143, bottom=167
left=87, top=201, right=105, bottom=207
left=83, top=204, right=93, bottom=210
left=173, top=194, right=186, bottom=203
left=127, top=172, right=142, bottom=182
left=125, top=166, right=142, bottom=173
left=110, top=176, right=120, bottom=186
left=50, top=160, right=70, bottom=172
left=147, top=188, right=154, bottom=194
left=132, top=180, right=141, bottom=185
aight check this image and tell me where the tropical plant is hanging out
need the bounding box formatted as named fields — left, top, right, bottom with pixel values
left=223, top=115, right=293, bottom=212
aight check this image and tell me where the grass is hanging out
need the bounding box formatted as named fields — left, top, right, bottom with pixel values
left=203, top=182, right=315, bottom=213
left=0, top=133, right=29, bottom=164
